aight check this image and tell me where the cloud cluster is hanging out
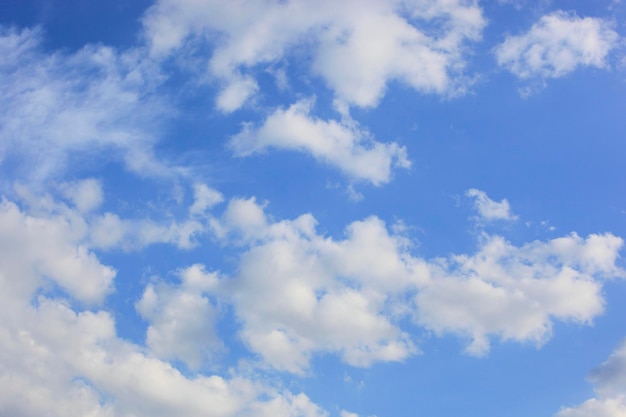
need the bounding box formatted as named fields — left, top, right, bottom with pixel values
left=144, top=193, right=624, bottom=373
left=0, top=190, right=329, bottom=417
left=1, top=179, right=624, bottom=413
left=143, top=0, right=486, bottom=110
left=416, top=232, right=622, bottom=355
left=495, top=11, right=619, bottom=80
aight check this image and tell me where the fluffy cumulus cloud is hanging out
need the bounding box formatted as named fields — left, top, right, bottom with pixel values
left=415, top=232, right=623, bottom=355
left=1, top=179, right=625, bottom=413
left=0, top=197, right=115, bottom=305
left=229, top=99, right=411, bottom=185
left=0, top=27, right=169, bottom=182
left=495, top=11, right=619, bottom=80
left=466, top=188, right=518, bottom=222
left=198, top=195, right=625, bottom=372
left=136, top=264, right=224, bottom=369
left=143, top=0, right=486, bottom=110
left=554, top=340, right=626, bottom=417
left=0, top=191, right=329, bottom=417
left=211, top=197, right=422, bottom=373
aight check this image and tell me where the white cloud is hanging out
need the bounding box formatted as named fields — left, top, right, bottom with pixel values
left=206, top=196, right=624, bottom=371
left=190, top=183, right=224, bottom=216
left=495, top=11, right=619, bottom=80
left=415, top=232, right=622, bottom=355
left=0, top=296, right=328, bottom=417
left=212, top=198, right=421, bottom=373
left=136, top=265, right=224, bottom=369
left=89, top=212, right=205, bottom=250
left=555, top=397, right=626, bottom=417
left=589, top=340, right=626, bottom=398
left=554, top=340, right=626, bottom=417
left=143, top=0, right=486, bottom=110
left=0, top=27, right=170, bottom=183
left=229, top=99, right=410, bottom=185
left=466, top=188, right=518, bottom=222
left=0, top=194, right=329, bottom=417
left=216, top=75, right=260, bottom=113
left=59, top=178, right=104, bottom=213
left=0, top=198, right=115, bottom=305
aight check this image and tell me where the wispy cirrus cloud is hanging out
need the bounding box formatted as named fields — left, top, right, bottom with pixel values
left=0, top=27, right=171, bottom=184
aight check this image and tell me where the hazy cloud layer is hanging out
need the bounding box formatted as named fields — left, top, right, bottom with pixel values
left=0, top=27, right=169, bottom=182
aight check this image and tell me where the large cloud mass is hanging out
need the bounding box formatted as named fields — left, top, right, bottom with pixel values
left=143, top=0, right=486, bottom=110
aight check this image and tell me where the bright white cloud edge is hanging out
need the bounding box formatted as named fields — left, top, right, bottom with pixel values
left=143, top=0, right=486, bottom=111
left=495, top=11, right=619, bottom=81
left=229, top=98, right=411, bottom=186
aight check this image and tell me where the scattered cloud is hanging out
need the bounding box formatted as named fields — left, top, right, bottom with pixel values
left=201, top=195, right=624, bottom=371
left=189, top=183, right=224, bottom=216
left=229, top=99, right=411, bottom=185
left=0, top=190, right=329, bottom=417
left=495, top=11, right=619, bottom=81
left=59, top=179, right=104, bottom=213
left=143, top=0, right=486, bottom=110
left=554, top=339, right=626, bottom=417
left=466, top=188, right=518, bottom=222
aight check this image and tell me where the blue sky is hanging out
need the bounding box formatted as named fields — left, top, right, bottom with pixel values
left=1, top=1, right=626, bottom=416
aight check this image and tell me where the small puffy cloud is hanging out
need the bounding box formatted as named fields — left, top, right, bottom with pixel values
left=216, top=76, right=259, bottom=113
left=136, top=265, right=223, bottom=369
left=466, top=188, right=518, bottom=222
left=229, top=99, right=410, bottom=185
left=495, top=11, right=619, bottom=80
left=143, top=0, right=486, bottom=109
left=189, top=183, right=224, bottom=216
left=59, top=178, right=104, bottom=213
